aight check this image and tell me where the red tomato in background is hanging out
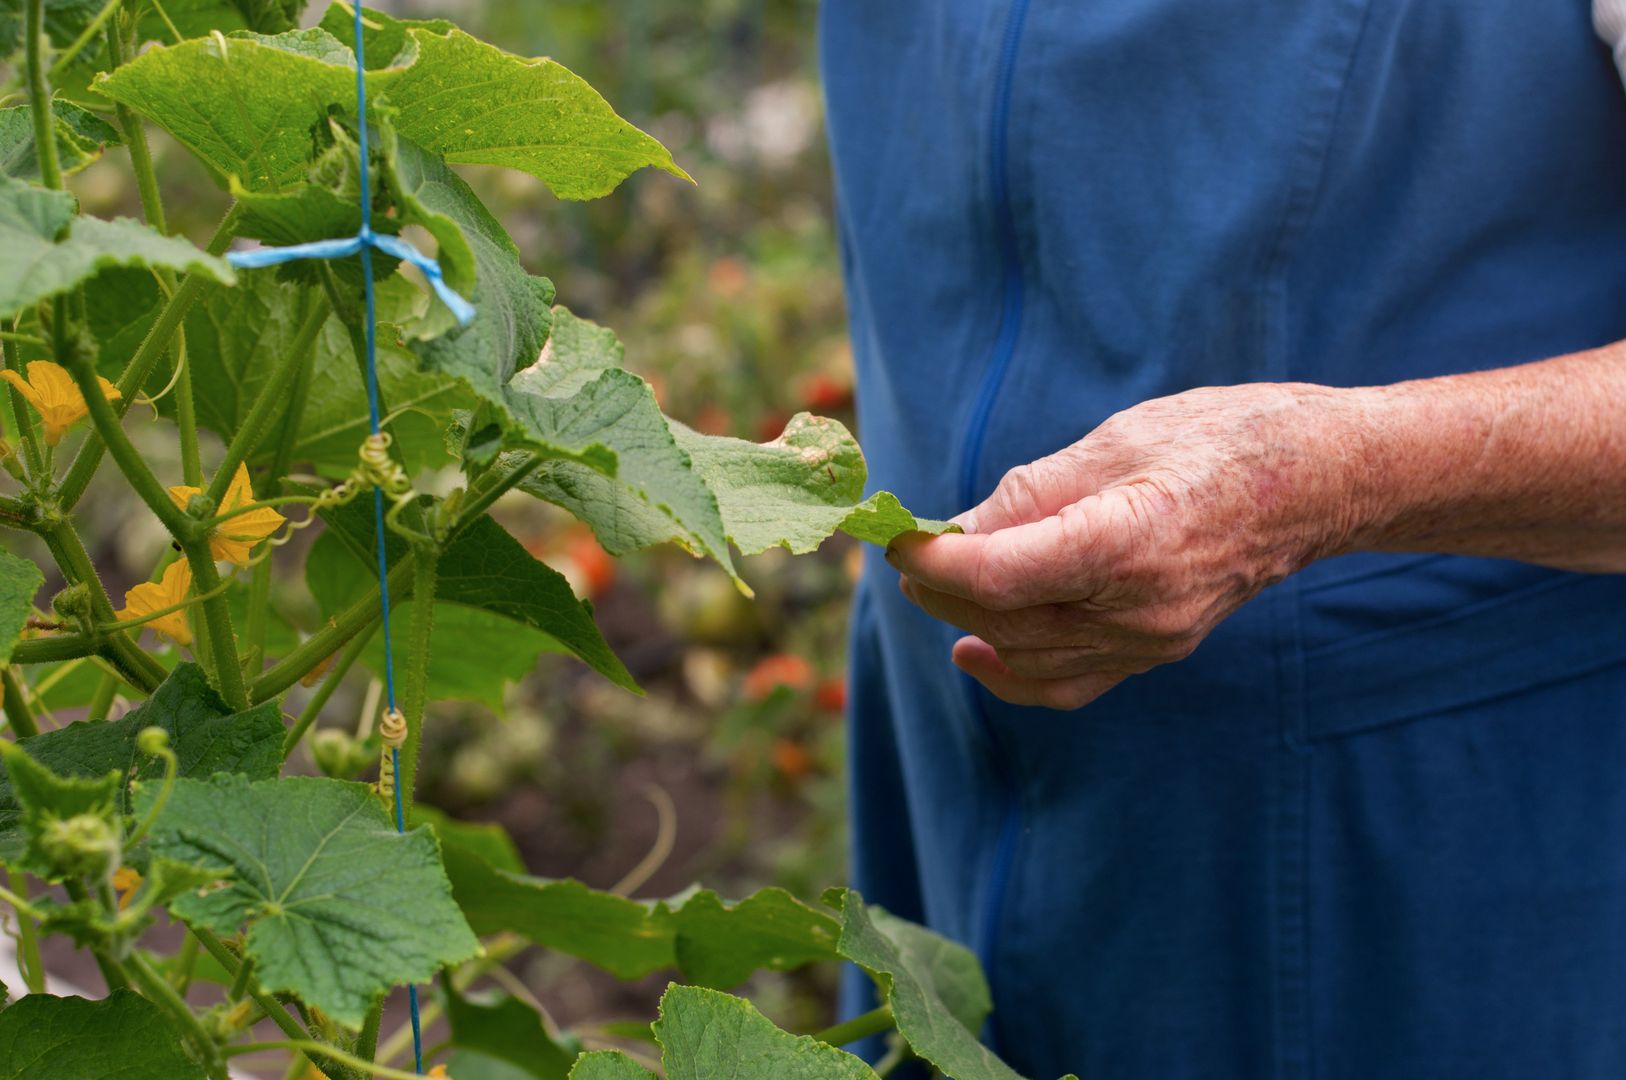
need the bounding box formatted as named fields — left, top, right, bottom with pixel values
left=743, top=653, right=814, bottom=702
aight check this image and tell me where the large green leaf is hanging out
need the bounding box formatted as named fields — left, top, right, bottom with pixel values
left=432, top=815, right=838, bottom=988
left=0, top=101, right=118, bottom=180
left=519, top=406, right=956, bottom=563
left=827, top=889, right=1076, bottom=1080
left=0, top=178, right=233, bottom=320
left=462, top=307, right=735, bottom=576
left=0, top=547, right=41, bottom=665
left=443, top=983, right=576, bottom=1080
left=0, top=990, right=206, bottom=1080
left=96, top=21, right=685, bottom=198
left=569, top=1053, right=655, bottom=1080
left=656, top=887, right=840, bottom=990
left=310, top=496, right=637, bottom=694
left=0, top=663, right=283, bottom=863
left=654, top=986, right=880, bottom=1080
left=143, top=774, right=478, bottom=1027
left=334, top=6, right=690, bottom=198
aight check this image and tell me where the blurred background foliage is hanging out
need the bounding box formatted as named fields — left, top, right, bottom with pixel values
left=27, top=0, right=862, bottom=1044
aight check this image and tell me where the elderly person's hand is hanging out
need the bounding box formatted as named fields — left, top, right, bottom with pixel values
left=887, top=383, right=1368, bottom=710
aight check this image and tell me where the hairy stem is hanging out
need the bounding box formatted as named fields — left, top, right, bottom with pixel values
left=62, top=880, right=127, bottom=991
left=64, top=341, right=197, bottom=541
left=37, top=520, right=165, bottom=691
left=447, top=453, right=544, bottom=541
left=179, top=540, right=246, bottom=709
left=3, top=327, right=45, bottom=481
left=24, top=0, right=61, bottom=191
left=1, top=666, right=39, bottom=737
left=192, top=928, right=338, bottom=1076
left=813, top=1005, right=895, bottom=1048
left=355, top=1000, right=384, bottom=1070
left=124, top=950, right=228, bottom=1080
left=395, top=545, right=437, bottom=819
left=6, top=870, right=45, bottom=993
left=223, top=1041, right=427, bottom=1080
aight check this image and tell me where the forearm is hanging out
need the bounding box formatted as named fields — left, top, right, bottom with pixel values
left=1329, top=341, right=1626, bottom=572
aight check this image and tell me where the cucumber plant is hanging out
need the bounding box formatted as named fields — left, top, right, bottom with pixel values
left=0, top=2, right=1077, bottom=1078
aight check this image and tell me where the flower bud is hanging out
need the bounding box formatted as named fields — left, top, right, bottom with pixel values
left=310, top=728, right=368, bottom=780
left=136, top=726, right=170, bottom=756
left=39, top=812, right=120, bottom=878
left=50, top=583, right=92, bottom=621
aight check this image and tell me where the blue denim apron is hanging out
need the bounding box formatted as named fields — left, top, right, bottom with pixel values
left=820, top=2, right=1626, bottom=1077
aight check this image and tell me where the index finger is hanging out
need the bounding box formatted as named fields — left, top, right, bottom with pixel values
left=886, top=495, right=1128, bottom=611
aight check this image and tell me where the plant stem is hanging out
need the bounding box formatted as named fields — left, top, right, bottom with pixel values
left=83, top=669, right=118, bottom=721
left=124, top=949, right=228, bottom=1080
left=60, top=881, right=126, bottom=991
left=57, top=203, right=243, bottom=512
left=193, top=927, right=343, bottom=1076
left=179, top=540, right=246, bottom=709
left=282, top=622, right=376, bottom=759
left=203, top=298, right=330, bottom=510
left=6, top=869, right=45, bottom=993
left=105, top=21, right=165, bottom=234
left=355, top=1000, right=383, bottom=1070
left=244, top=555, right=271, bottom=674
left=813, top=1005, right=895, bottom=1048
left=64, top=344, right=197, bottom=541
left=223, top=1041, right=428, bottom=1080
left=252, top=557, right=413, bottom=704
left=395, top=545, right=437, bottom=819
left=11, top=634, right=95, bottom=667
left=24, top=0, right=61, bottom=191
left=226, top=955, right=254, bottom=1003
left=3, top=328, right=45, bottom=480
left=266, top=321, right=318, bottom=488
left=447, top=453, right=544, bottom=541
left=170, top=929, right=200, bottom=994
left=106, top=20, right=206, bottom=494
left=1, top=666, right=39, bottom=737
left=36, top=519, right=166, bottom=691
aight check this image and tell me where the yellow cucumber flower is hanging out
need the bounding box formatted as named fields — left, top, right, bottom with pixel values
left=119, top=559, right=194, bottom=647
left=169, top=461, right=286, bottom=567
left=0, top=360, right=121, bottom=446
left=111, top=866, right=141, bottom=910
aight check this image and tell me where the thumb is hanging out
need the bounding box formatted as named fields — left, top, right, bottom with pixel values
left=958, top=444, right=1108, bottom=534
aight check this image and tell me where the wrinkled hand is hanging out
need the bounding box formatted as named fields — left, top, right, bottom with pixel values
left=888, top=383, right=1363, bottom=710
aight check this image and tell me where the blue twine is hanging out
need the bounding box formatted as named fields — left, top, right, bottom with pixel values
left=225, top=4, right=475, bottom=1073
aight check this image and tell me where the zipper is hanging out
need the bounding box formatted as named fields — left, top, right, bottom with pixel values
left=958, top=0, right=1033, bottom=1043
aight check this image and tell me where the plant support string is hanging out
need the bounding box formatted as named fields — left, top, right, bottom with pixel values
left=224, top=4, right=476, bottom=1073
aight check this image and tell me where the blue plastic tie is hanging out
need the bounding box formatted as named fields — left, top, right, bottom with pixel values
left=224, top=4, right=475, bottom=1073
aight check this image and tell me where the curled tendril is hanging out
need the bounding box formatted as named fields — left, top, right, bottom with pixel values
left=266, top=432, right=429, bottom=554
left=375, top=707, right=407, bottom=803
